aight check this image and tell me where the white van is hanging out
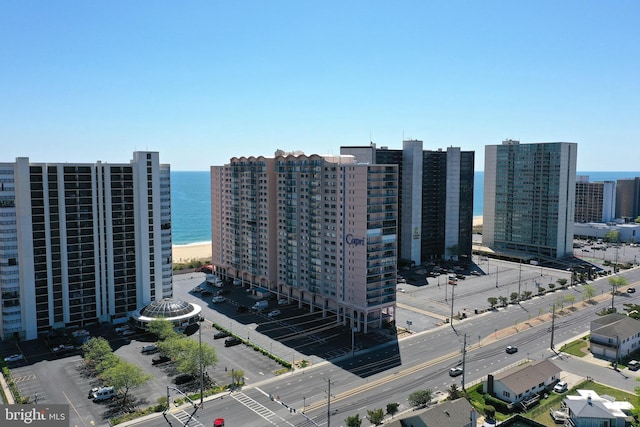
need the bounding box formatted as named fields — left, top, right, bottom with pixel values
left=92, top=386, right=116, bottom=401
left=252, top=300, right=268, bottom=311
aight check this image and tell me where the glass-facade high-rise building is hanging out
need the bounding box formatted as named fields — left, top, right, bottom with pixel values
left=341, top=140, right=475, bottom=265
left=0, top=152, right=172, bottom=340
left=483, top=140, right=577, bottom=259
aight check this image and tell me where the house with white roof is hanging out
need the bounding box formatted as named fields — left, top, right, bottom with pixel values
left=564, top=390, right=634, bottom=427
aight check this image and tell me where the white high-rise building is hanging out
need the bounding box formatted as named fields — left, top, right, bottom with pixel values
left=0, top=152, right=172, bottom=340
left=483, top=140, right=577, bottom=260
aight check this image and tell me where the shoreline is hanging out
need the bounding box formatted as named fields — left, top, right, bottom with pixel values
left=173, top=242, right=212, bottom=263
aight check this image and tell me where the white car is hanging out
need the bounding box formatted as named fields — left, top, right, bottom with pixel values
left=267, top=310, right=281, bottom=318
left=121, top=329, right=136, bottom=336
left=277, top=298, right=288, bottom=305
left=72, top=329, right=90, bottom=338
left=4, top=353, right=24, bottom=362
left=212, top=296, right=226, bottom=303
left=553, top=381, right=568, bottom=393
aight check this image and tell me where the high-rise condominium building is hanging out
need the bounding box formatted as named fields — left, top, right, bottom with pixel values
left=574, top=176, right=616, bottom=223
left=341, top=140, right=474, bottom=265
left=0, top=152, right=172, bottom=340
left=210, top=150, right=398, bottom=333
left=615, top=178, right=640, bottom=222
left=483, top=140, right=577, bottom=260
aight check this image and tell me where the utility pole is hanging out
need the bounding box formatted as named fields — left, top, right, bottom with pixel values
left=517, top=260, right=522, bottom=300
left=550, top=304, right=556, bottom=350
left=450, top=282, right=456, bottom=326
left=461, top=333, right=467, bottom=390
left=199, top=318, right=204, bottom=406
left=326, top=378, right=332, bottom=427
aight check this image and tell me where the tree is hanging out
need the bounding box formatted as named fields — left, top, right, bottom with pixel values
left=634, top=216, right=640, bottom=224
left=147, top=319, right=179, bottom=341
left=345, top=414, right=362, bottom=427
left=609, top=275, right=628, bottom=294
left=583, top=284, right=596, bottom=302
left=229, top=368, right=244, bottom=387
left=605, top=230, right=619, bottom=243
left=447, top=383, right=463, bottom=400
left=487, top=297, right=498, bottom=309
left=82, top=337, right=113, bottom=372
left=408, top=389, right=432, bottom=408
left=367, top=408, right=385, bottom=425
left=159, top=336, right=218, bottom=377
left=509, top=292, right=519, bottom=303
left=386, top=402, right=399, bottom=418
left=498, top=296, right=508, bottom=307
left=557, top=278, right=568, bottom=288
left=521, top=291, right=533, bottom=301
left=101, top=360, right=152, bottom=407
left=563, top=294, right=576, bottom=308
left=95, top=353, right=120, bottom=375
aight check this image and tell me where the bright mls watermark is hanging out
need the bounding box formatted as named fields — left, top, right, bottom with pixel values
left=1, top=405, right=68, bottom=426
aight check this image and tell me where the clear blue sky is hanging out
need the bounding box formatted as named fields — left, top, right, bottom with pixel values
left=1, top=1, right=638, bottom=171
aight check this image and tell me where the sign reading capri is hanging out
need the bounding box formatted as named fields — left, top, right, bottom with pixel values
left=345, top=234, right=365, bottom=247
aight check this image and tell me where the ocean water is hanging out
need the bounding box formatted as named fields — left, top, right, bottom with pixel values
left=171, top=171, right=211, bottom=245
left=171, top=170, right=639, bottom=245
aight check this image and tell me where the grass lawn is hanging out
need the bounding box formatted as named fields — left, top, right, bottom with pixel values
left=468, top=379, right=638, bottom=427
left=558, top=336, right=589, bottom=357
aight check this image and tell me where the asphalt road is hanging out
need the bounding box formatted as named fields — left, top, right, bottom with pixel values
left=4, top=241, right=640, bottom=427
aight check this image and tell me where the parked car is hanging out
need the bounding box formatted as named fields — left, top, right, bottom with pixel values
left=224, top=337, right=242, bottom=347
left=449, top=367, right=463, bottom=377
left=553, top=381, right=568, bottom=393
left=628, top=360, right=640, bottom=371
left=236, top=305, right=248, bottom=313
left=52, top=344, right=75, bottom=353
left=4, top=353, right=24, bottom=362
left=212, top=296, right=226, bottom=303
left=72, top=329, right=90, bottom=338
left=277, top=298, right=288, bottom=305
left=174, top=374, right=195, bottom=385
left=214, top=331, right=230, bottom=339
left=152, top=355, right=171, bottom=365
left=505, top=345, right=518, bottom=354
left=470, top=271, right=482, bottom=276
left=121, top=329, right=136, bottom=336
left=114, top=325, right=130, bottom=333
left=141, top=345, right=159, bottom=354
left=628, top=288, right=636, bottom=294
left=216, top=289, right=230, bottom=296
left=201, top=290, right=213, bottom=296
left=214, top=418, right=225, bottom=427
left=267, top=310, right=281, bottom=318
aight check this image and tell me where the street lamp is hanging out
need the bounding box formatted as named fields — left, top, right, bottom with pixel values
left=351, top=327, right=358, bottom=356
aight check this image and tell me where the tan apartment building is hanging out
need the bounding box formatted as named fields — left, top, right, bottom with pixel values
left=210, top=150, right=398, bottom=333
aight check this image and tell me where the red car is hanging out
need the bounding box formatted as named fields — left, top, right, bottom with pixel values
left=213, top=419, right=225, bottom=427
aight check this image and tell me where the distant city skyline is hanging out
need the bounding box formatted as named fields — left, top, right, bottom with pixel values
left=1, top=2, right=639, bottom=171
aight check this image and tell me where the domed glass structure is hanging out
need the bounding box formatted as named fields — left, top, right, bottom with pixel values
left=132, top=298, right=202, bottom=330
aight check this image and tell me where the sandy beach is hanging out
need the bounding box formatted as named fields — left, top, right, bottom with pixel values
left=173, top=242, right=212, bottom=263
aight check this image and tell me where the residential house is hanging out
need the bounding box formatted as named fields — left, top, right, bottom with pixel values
left=564, top=390, right=634, bottom=427
left=483, top=360, right=561, bottom=406
left=590, top=313, right=640, bottom=361
left=385, top=398, right=477, bottom=427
